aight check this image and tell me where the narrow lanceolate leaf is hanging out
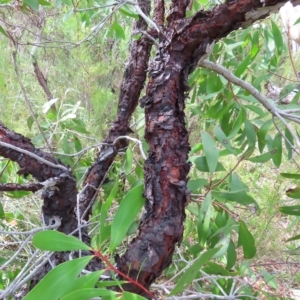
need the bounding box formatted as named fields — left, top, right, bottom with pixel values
left=286, top=186, right=300, bottom=199
left=237, top=221, right=256, bottom=259
left=214, top=126, right=236, bottom=154
left=201, top=131, right=219, bottom=174
left=32, top=230, right=91, bottom=251
left=271, top=21, right=284, bottom=55
left=0, top=25, right=9, bottom=38
left=271, top=133, right=282, bottom=167
left=61, top=288, right=118, bottom=300
left=286, top=234, right=300, bottom=242
left=197, top=192, right=212, bottom=247
left=192, top=156, right=225, bottom=173
left=279, top=205, right=300, bottom=216
left=110, top=184, right=145, bottom=251
left=62, top=270, right=105, bottom=296
left=98, top=180, right=119, bottom=246
left=24, top=256, right=93, bottom=300
left=169, top=247, right=220, bottom=296
left=280, top=173, right=300, bottom=180
left=121, top=291, right=148, bottom=300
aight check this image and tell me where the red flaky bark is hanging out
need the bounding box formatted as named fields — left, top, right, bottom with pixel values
left=0, top=123, right=77, bottom=234
left=116, top=0, right=297, bottom=294
left=79, top=0, right=152, bottom=219
left=0, top=0, right=298, bottom=298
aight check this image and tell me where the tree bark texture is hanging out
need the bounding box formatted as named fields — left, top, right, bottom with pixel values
left=0, top=123, right=77, bottom=234
left=116, top=0, right=300, bottom=294
left=0, top=0, right=299, bottom=298
left=79, top=0, right=152, bottom=220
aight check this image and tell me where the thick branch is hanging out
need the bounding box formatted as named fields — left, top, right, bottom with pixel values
left=0, top=123, right=77, bottom=233
left=79, top=0, right=152, bottom=220
left=0, top=182, right=43, bottom=192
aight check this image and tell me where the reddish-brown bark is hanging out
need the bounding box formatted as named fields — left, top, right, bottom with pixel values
left=79, top=0, right=152, bottom=219
left=116, top=0, right=297, bottom=294
left=0, top=0, right=298, bottom=298
left=0, top=123, right=77, bottom=234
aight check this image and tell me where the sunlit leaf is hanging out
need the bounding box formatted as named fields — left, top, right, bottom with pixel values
left=110, top=184, right=145, bottom=251
left=24, top=256, right=93, bottom=300
left=279, top=205, right=300, bottom=216
left=33, top=230, right=91, bottom=251
left=61, top=288, right=118, bottom=300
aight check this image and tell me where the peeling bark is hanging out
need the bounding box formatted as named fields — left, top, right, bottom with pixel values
left=79, top=0, right=152, bottom=220
left=1, top=0, right=299, bottom=298
left=116, top=0, right=299, bottom=294
left=0, top=123, right=77, bottom=234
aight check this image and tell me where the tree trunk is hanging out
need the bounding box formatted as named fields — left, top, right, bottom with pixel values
left=0, top=0, right=297, bottom=298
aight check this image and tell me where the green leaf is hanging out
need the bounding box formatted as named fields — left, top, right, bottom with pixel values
left=119, top=4, right=138, bottom=19
left=23, top=0, right=39, bottom=10
left=271, top=133, right=282, bottom=167
left=226, top=239, right=237, bottom=270
left=279, top=205, right=300, bottom=216
left=0, top=25, right=8, bottom=38
left=286, top=186, right=300, bottom=199
left=110, top=184, right=145, bottom=251
left=227, top=107, right=246, bottom=139
left=213, top=190, right=258, bottom=207
left=280, top=173, right=300, bottom=179
left=260, top=269, right=278, bottom=290
left=237, top=221, right=256, bottom=259
left=63, top=270, right=105, bottom=295
left=286, top=234, right=300, bottom=242
left=121, top=291, right=148, bottom=300
left=192, top=156, right=225, bottom=172
left=284, top=127, right=294, bottom=160
left=61, top=288, right=118, bottom=300
left=201, top=131, right=219, bottom=174
left=98, top=180, right=119, bottom=247
left=294, top=17, right=300, bottom=26
left=124, top=148, right=133, bottom=174
left=169, top=247, right=220, bottom=296
left=187, top=179, right=208, bottom=192
left=37, top=0, right=51, bottom=5
left=73, top=135, right=82, bottom=153
left=24, top=256, right=93, bottom=300
left=197, top=192, right=212, bottom=247
left=0, top=202, right=4, bottom=219
left=234, top=54, right=251, bottom=77
left=244, top=120, right=256, bottom=148
left=271, top=21, right=284, bottom=55
left=214, top=126, right=236, bottom=154
left=32, top=231, right=91, bottom=251
left=257, top=119, right=273, bottom=153
left=113, top=22, right=125, bottom=40
left=247, top=148, right=278, bottom=163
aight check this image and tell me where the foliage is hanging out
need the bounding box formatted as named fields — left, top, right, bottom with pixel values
left=0, top=0, right=300, bottom=299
